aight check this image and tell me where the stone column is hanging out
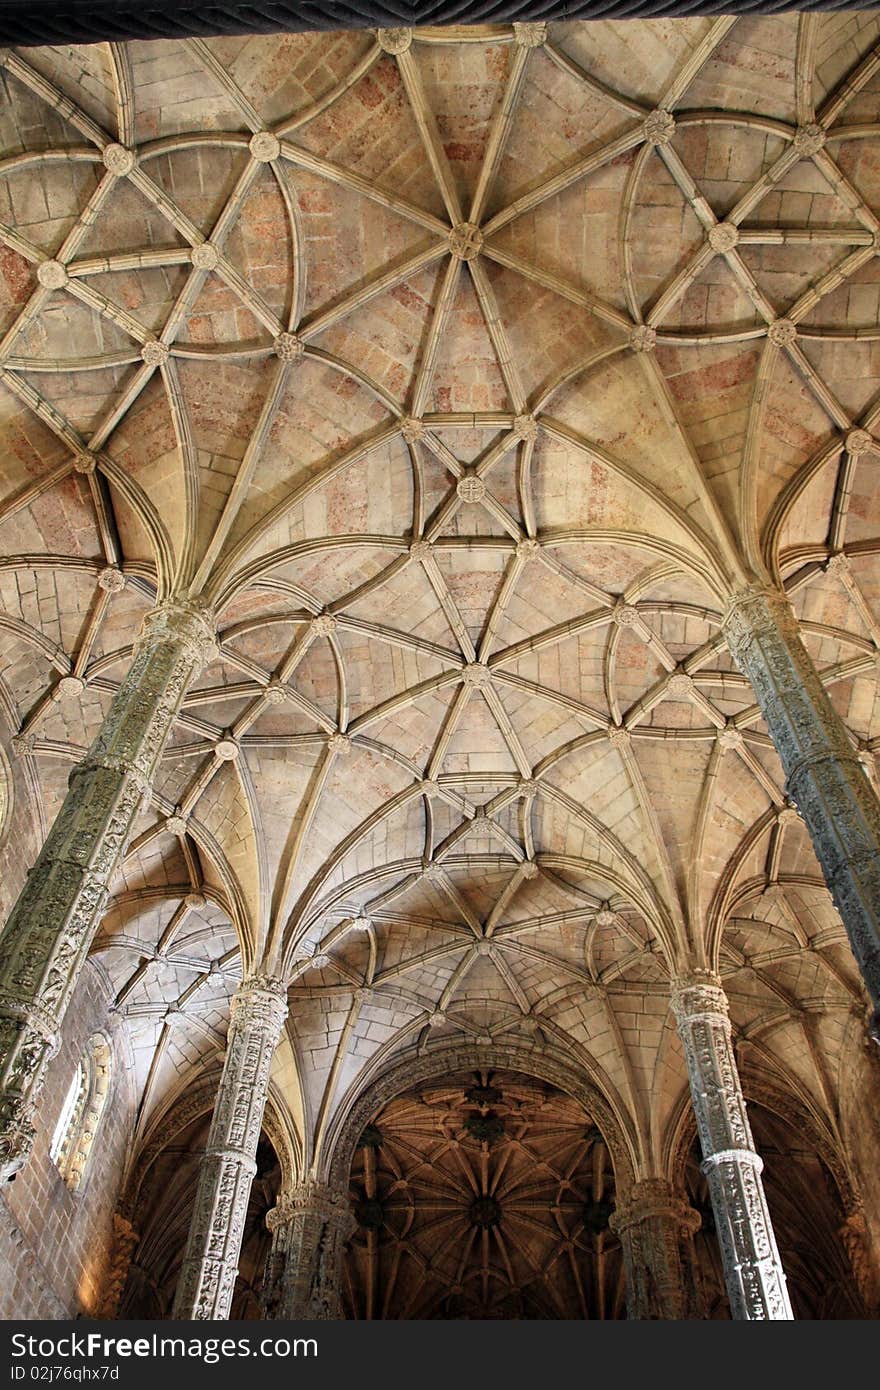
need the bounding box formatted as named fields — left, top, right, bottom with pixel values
left=840, top=1204, right=880, bottom=1314
left=172, top=976, right=288, bottom=1320
left=725, top=585, right=880, bottom=1037
left=97, top=1213, right=140, bottom=1318
left=671, top=973, right=793, bottom=1320
left=609, top=1178, right=703, bottom=1319
left=0, top=599, right=215, bottom=1182
left=261, top=1180, right=353, bottom=1319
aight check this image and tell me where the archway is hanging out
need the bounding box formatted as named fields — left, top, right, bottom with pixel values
left=680, top=1102, right=872, bottom=1319
left=119, top=1108, right=283, bottom=1320
left=343, top=1066, right=625, bottom=1319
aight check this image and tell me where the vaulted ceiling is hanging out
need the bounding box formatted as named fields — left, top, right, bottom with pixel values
left=344, top=1068, right=625, bottom=1320
left=1, top=12, right=880, bottom=1191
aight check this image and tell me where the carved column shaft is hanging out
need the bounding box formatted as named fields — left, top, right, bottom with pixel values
left=172, top=977, right=288, bottom=1320
left=610, top=1179, right=703, bottom=1319
left=0, top=600, right=215, bottom=1181
left=97, top=1213, right=139, bottom=1319
left=262, top=1180, right=353, bottom=1320
left=840, top=1205, right=880, bottom=1314
left=725, top=585, right=880, bottom=1033
left=672, top=975, right=793, bottom=1320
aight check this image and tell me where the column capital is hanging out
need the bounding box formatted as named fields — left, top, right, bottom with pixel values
left=670, top=971, right=728, bottom=1023
left=230, top=975, right=288, bottom=1032
left=267, top=1180, right=353, bottom=1235
left=722, top=584, right=798, bottom=655
left=610, top=1179, right=701, bottom=1236
left=138, top=598, right=218, bottom=666
left=262, top=1180, right=352, bottom=1319
left=610, top=1178, right=704, bottom=1317
left=235, top=972, right=287, bottom=996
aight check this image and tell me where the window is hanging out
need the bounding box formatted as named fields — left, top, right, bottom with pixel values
left=49, top=1033, right=111, bottom=1192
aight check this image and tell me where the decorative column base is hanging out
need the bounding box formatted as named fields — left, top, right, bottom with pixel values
left=172, top=976, right=288, bottom=1320
left=610, top=1179, right=703, bottom=1319
left=672, top=973, right=793, bottom=1320
left=262, top=1180, right=354, bottom=1319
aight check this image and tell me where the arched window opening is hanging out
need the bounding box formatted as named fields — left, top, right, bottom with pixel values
left=50, top=1033, right=111, bottom=1192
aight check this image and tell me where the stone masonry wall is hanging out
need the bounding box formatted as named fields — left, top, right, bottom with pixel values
left=0, top=960, right=133, bottom=1319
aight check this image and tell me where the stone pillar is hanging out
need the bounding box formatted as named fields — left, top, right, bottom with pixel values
left=0, top=600, right=215, bottom=1182
left=725, top=585, right=880, bottom=1037
left=261, top=1180, right=353, bottom=1319
left=671, top=973, right=793, bottom=1320
left=840, top=1204, right=880, bottom=1314
left=609, top=1178, right=703, bottom=1319
left=97, top=1213, right=140, bottom=1319
left=172, top=976, right=288, bottom=1320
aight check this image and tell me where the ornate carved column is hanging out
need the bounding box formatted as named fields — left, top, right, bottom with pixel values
left=0, top=599, right=216, bottom=1182
left=609, top=1178, right=703, bottom=1319
left=840, top=1203, right=880, bottom=1314
left=671, top=973, right=793, bottom=1320
left=725, top=585, right=880, bottom=1037
left=172, top=976, right=288, bottom=1320
left=97, top=1213, right=140, bottom=1318
left=261, top=1180, right=354, bottom=1319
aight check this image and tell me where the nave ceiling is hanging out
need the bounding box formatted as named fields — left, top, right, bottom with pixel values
left=0, top=12, right=880, bottom=1203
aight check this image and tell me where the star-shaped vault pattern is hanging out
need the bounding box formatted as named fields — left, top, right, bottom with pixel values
left=0, top=15, right=879, bottom=1213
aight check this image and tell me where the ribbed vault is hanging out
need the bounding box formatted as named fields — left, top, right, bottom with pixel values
left=1, top=12, right=880, bottom=1277
left=344, top=1067, right=624, bottom=1319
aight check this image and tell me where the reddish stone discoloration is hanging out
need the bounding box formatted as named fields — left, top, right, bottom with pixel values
left=666, top=348, right=761, bottom=401
left=0, top=244, right=33, bottom=305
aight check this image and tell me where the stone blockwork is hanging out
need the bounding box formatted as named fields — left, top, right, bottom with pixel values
left=0, top=15, right=879, bottom=1322
left=0, top=962, right=132, bottom=1318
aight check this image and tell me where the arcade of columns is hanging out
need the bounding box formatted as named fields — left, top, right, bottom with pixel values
left=2, top=13, right=880, bottom=1320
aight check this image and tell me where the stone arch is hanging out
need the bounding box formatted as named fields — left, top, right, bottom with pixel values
left=326, top=1038, right=637, bottom=1195
left=118, top=1068, right=298, bottom=1319
left=666, top=1058, right=858, bottom=1214
left=123, top=1067, right=300, bottom=1218
left=667, top=1061, right=873, bottom=1317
